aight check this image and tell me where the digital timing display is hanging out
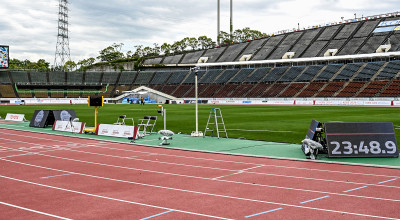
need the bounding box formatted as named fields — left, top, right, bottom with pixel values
left=0, top=45, right=9, bottom=68
left=325, top=122, right=399, bottom=158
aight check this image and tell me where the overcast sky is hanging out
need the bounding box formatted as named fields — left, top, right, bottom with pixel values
left=1, top=0, right=398, bottom=65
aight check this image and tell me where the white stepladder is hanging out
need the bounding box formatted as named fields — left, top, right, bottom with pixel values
left=204, top=108, right=228, bottom=139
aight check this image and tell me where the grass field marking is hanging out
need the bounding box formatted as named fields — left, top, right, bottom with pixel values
left=3, top=154, right=400, bottom=204
left=0, top=175, right=232, bottom=220
left=226, top=129, right=293, bottom=133
left=2, top=134, right=400, bottom=191
left=1, top=164, right=398, bottom=220
left=0, top=201, right=72, bottom=220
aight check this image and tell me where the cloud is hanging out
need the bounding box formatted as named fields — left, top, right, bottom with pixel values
left=0, top=0, right=398, bottom=65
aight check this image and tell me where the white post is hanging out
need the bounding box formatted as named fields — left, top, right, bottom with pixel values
left=191, top=67, right=203, bottom=137
left=164, top=109, right=166, bottom=130
left=195, top=71, right=198, bottom=134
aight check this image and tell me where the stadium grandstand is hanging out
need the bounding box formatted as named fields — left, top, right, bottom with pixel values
left=1, top=12, right=400, bottom=101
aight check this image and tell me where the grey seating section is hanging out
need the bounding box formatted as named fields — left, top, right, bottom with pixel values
left=134, top=71, right=155, bottom=85
left=102, top=72, right=118, bottom=84
left=30, top=72, right=47, bottom=84
left=334, top=63, right=363, bottom=80
left=322, top=39, right=347, bottom=56
left=218, top=42, right=249, bottom=62
left=85, top=72, right=102, bottom=85
left=268, top=32, right=303, bottom=59
left=353, top=20, right=380, bottom=38
left=296, top=65, right=324, bottom=82
left=180, top=50, right=205, bottom=64
left=376, top=60, right=400, bottom=79
left=0, top=71, right=10, bottom=83
left=238, top=38, right=268, bottom=60
left=302, top=41, right=329, bottom=57
left=262, top=66, right=288, bottom=82
left=291, top=29, right=322, bottom=58
left=315, top=64, right=343, bottom=81
left=338, top=37, right=367, bottom=55
left=183, top=70, right=206, bottom=84
left=230, top=68, right=254, bottom=83
left=143, top=57, right=162, bottom=65
left=49, top=72, right=65, bottom=84
left=150, top=71, right=172, bottom=84
left=252, top=35, right=285, bottom=60
left=278, top=66, right=306, bottom=82
left=162, top=54, right=184, bottom=64
left=245, top=67, right=271, bottom=83
left=118, top=71, right=136, bottom=84
left=11, top=71, right=29, bottom=84
left=317, top=25, right=342, bottom=41
left=358, top=35, right=387, bottom=54
left=67, top=72, right=83, bottom=84
left=202, top=47, right=226, bottom=63
left=166, top=70, right=188, bottom=84
left=199, top=69, right=222, bottom=83
left=354, top=61, right=385, bottom=80
left=214, top=69, right=239, bottom=83
left=334, top=23, right=360, bottom=40
left=384, top=33, right=400, bottom=51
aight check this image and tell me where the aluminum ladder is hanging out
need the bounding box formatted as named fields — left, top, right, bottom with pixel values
left=204, top=108, right=228, bottom=139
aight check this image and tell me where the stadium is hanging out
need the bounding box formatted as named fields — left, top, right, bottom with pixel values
left=1, top=6, right=400, bottom=220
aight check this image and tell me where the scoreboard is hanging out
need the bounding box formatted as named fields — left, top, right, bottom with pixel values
left=325, top=122, right=399, bottom=158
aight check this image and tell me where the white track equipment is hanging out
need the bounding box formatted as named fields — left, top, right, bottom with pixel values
left=302, top=138, right=324, bottom=160
left=158, top=130, right=174, bottom=145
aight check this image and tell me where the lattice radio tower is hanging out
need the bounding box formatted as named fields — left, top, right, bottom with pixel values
left=54, top=0, right=71, bottom=70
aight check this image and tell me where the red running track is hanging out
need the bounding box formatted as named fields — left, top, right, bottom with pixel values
left=1, top=128, right=400, bottom=219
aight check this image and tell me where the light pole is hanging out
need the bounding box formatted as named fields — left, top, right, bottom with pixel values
left=191, top=66, right=202, bottom=137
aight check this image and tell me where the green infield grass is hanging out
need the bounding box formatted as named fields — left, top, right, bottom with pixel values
left=1, top=104, right=400, bottom=144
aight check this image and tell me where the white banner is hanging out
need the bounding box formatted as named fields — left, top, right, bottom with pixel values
left=96, top=124, right=138, bottom=138
left=5, top=113, right=25, bottom=121
left=52, top=120, right=86, bottom=133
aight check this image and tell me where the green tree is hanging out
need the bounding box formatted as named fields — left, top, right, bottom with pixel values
left=97, top=43, right=125, bottom=62
left=77, top=57, right=95, bottom=71
left=34, top=59, right=50, bottom=71
left=63, top=60, right=76, bottom=72
left=188, top=37, right=199, bottom=50
left=198, top=36, right=216, bottom=49
left=160, top=43, right=171, bottom=55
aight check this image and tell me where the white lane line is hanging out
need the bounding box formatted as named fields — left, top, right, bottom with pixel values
left=2, top=137, right=399, bottom=191
left=3, top=157, right=400, bottom=205
left=0, top=201, right=72, bottom=220
left=40, top=173, right=74, bottom=179
left=3, top=131, right=400, bottom=180
left=37, top=147, right=400, bottom=190
left=0, top=171, right=398, bottom=219
left=2, top=145, right=400, bottom=202
left=0, top=175, right=232, bottom=220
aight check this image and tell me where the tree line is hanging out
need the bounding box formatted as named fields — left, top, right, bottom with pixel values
left=9, top=27, right=267, bottom=72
